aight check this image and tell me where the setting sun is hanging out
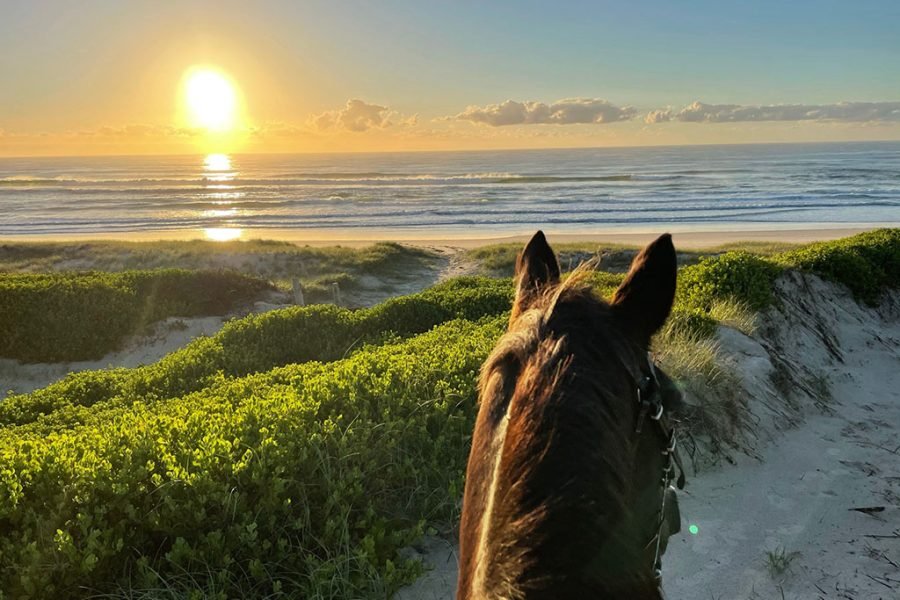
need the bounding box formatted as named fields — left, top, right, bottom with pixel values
left=183, top=67, right=238, bottom=132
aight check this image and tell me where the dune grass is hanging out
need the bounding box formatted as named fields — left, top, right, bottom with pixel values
left=465, top=241, right=639, bottom=276
left=0, top=240, right=441, bottom=304
left=465, top=239, right=804, bottom=278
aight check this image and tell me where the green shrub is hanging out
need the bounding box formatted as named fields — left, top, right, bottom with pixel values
left=0, top=277, right=512, bottom=428
left=0, top=317, right=507, bottom=599
left=0, top=270, right=271, bottom=363
left=676, top=251, right=782, bottom=313
left=777, top=228, right=900, bottom=305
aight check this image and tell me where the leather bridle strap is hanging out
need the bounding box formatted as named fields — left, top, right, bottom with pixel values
left=633, top=353, right=686, bottom=581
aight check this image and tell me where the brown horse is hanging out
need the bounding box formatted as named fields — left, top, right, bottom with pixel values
left=457, top=231, right=684, bottom=599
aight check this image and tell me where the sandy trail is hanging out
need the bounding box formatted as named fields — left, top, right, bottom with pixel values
left=397, top=274, right=900, bottom=600
left=663, top=336, right=900, bottom=598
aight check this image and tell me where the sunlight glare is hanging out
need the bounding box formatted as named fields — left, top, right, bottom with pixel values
left=185, top=68, right=238, bottom=132
left=204, top=227, right=243, bottom=242
left=204, top=153, right=232, bottom=171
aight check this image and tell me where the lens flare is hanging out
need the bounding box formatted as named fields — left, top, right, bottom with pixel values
left=689, top=524, right=699, bottom=535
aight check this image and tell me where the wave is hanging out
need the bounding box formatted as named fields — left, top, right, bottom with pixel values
left=6, top=169, right=897, bottom=191
left=0, top=173, right=642, bottom=188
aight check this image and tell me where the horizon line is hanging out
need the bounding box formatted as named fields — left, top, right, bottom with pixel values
left=2, top=138, right=900, bottom=161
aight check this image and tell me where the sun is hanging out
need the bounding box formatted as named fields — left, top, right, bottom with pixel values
left=183, top=67, right=239, bottom=132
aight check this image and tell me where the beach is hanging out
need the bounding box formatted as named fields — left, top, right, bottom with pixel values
left=0, top=224, right=878, bottom=249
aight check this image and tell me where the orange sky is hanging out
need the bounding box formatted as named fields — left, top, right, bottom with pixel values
left=2, top=1, right=899, bottom=157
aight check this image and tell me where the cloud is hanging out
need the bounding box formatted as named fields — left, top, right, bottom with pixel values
left=73, top=124, right=204, bottom=138
left=310, top=99, right=396, bottom=132
left=644, top=108, right=673, bottom=124
left=453, top=98, right=637, bottom=126
left=648, top=101, right=900, bottom=123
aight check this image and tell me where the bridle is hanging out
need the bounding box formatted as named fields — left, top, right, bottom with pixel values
left=633, top=353, right=686, bottom=584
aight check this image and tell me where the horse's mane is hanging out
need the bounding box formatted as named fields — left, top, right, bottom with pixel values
left=461, top=267, right=660, bottom=598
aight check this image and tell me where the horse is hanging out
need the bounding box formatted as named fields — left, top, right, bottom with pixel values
left=456, top=231, right=685, bottom=599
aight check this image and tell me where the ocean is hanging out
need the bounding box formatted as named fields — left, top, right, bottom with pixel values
left=1, top=142, right=898, bottom=239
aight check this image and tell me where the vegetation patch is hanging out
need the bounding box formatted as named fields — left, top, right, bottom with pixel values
left=0, top=277, right=512, bottom=428
left=0, top=241, right=440, bottom=305
left=677, top=251, right=783, bottom=313
left=0, top=317, right=506, bottom=599
left=776, top=228, right=900, bottom=305
left=466, top=241, right=637, bottom=276
left=0, top=270, right=272, bottom=363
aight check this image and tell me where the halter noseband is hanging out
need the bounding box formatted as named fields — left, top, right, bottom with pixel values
left=633, top=353, right=686, bottom=583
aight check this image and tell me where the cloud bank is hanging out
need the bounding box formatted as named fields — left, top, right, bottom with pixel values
left=310, top=99, right=396, bottom=132
left=454, top=98, right=637, bottom=126
left=646, top=101, right=900, bottom=124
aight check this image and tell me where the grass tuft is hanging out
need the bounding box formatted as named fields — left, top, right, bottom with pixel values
left=708, top=298, right=757, bottom=336
left=765, top=546, right=801, bottom=578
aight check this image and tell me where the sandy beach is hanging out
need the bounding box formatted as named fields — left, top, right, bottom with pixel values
left=0, top=225, right=880, bottom=249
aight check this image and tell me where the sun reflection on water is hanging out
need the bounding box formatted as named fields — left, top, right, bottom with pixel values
left=203, top=153, right=237, bottom=182
left=204, top=153, right=232, bottom=172
left=204, top=227, right=243, bottom=242
left=201, top=154, right=242, bottom=241
left=202, top=207, right=239, bottom=219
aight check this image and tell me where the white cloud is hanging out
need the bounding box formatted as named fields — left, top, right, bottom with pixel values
left=644, top=108, right=673, bottom=124
left=310, top=99, right=395, bottom=132
left=649, top=101, right=900, bottom=123
left=454, top=98, right=637, bottom=126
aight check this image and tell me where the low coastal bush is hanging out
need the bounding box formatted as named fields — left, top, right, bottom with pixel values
left=676, top=251, right=782, bottom=313
left=0, top=270, right=271, bottom=363
left=0, top=317, right=507, bottom=599
left=675, top=228, right=899, bottom=317
left=0, top=241, right=440, bottom=308
left=0, top=277, right=512, bottom=428
left=777, top=228, right=900, bottom=304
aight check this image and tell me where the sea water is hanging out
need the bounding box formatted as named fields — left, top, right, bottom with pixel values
left=1, top=142, right=897, bottom=238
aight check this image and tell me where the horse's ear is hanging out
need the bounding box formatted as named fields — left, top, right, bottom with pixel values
left=610, top=233, right=677, bottom=345
left=513, top=230, right=560, bottom=317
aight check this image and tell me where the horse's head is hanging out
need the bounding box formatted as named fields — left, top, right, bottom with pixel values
left=458, top=231, right=683, bottom=599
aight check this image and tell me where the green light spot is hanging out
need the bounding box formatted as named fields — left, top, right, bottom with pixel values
left=689, top=524, right=699, bottom=535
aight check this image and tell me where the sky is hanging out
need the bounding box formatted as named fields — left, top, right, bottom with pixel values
left=1, top=0, right=899, bottom=156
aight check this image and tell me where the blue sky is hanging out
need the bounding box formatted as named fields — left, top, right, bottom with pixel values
left=1, top=0, right=899, bottom=154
